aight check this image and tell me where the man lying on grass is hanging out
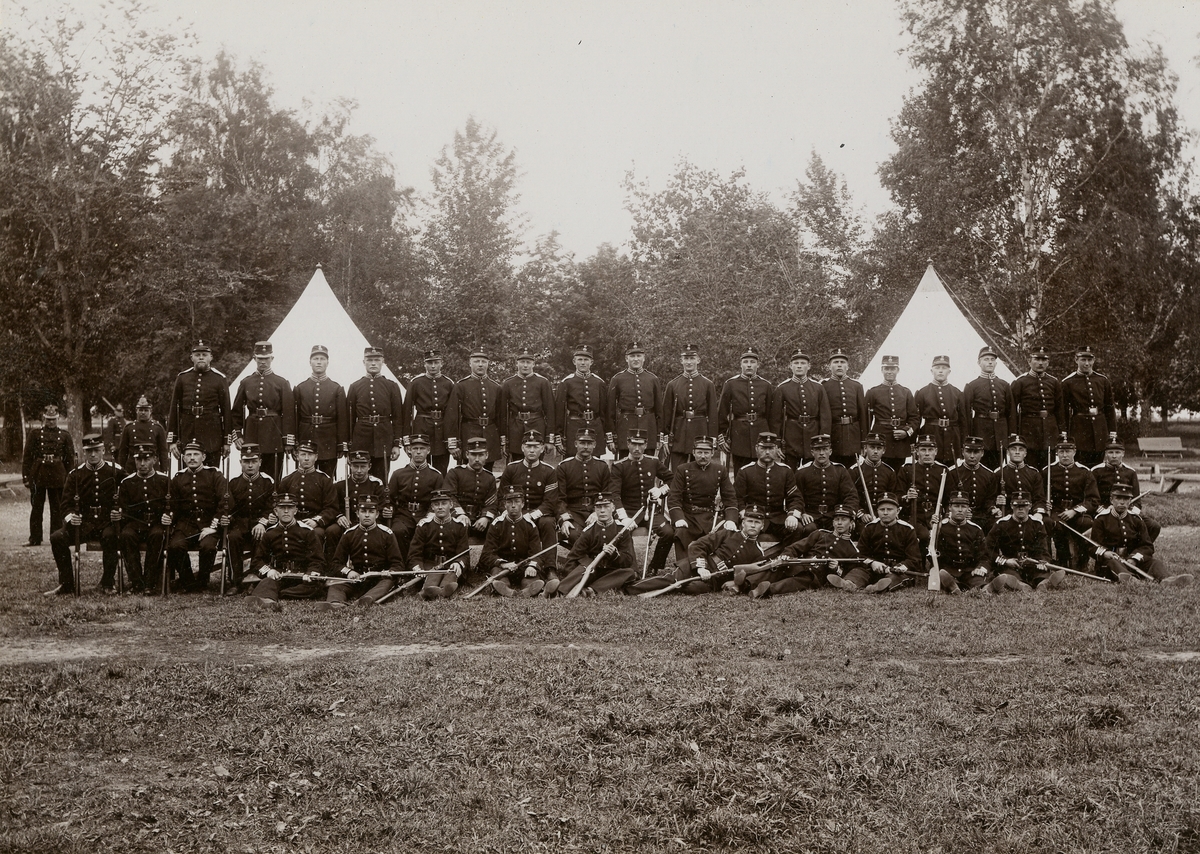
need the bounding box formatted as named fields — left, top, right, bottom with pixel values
left=733, top=504, right=861, bottom=599
left=630, top=504, right=770, bottom=596
left=1092, top=483, right=1192, bottom=588
left=553, top=495, right=637, bottom=597
left=827, top=492, right=921, bottom=593
left=247, top=493, right=328, bottom=612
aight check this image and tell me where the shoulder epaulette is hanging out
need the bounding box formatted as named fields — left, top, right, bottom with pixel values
left=120, top=472, right=139, bottom=483
left=1062, top=371, right=1081, bottom=380
left=1095, top=506, right=1112, bottom=517
left=965, top=520, right=983, bottom=531
left=211, top=368, right=227, bottom=378
left=368, top=475, right=383, bottom=485
left=738, top=461, right=758, bottom=471
left=895, top=519, right=915, bottom=529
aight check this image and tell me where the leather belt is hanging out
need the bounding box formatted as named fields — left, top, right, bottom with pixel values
left=253, top=408, right=275, bottom=417
left=42, top=455, right=59, bottom=464
left=734, top=412, right=758, bottom=422
left=682, top=410, right=696, bottom=417
left=1087, top=407, right=1099, bottom=415
left=406, top=502, right=423, bottom=513
left=304, top=415, right=328, bottom=425
left=935, top=418, right=951, bottom=427
left=837, top=417, right=853, bottom=425
left=684, top=504, right=715, bottom=514
left=1037, top=410, right=1050, bottom=417
left=622, top=407, right=646, bottom=417
left=424, top=410, right=443, bottom=422
left=570, top=496, right=597, bottom=508
left=569, top=411, right=595, bottom=421
left=517, top=411, right=542, bottom=420
left=190, top=406, right=206, bottom=416
left=787, top=414, right=814, bottom=423
left=361, top=415, right=386, bottom=424
left=986, top=411, right=1001, bottom=419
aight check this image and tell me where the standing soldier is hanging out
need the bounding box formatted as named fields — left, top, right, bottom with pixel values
left=101, top=404, right=126, bottom=460
left=851, top=433, right=898, bottom=525
left=445, top=437, right=498, bottom=543
left=770, top=349, right=831, bottom=468
left=385, top=434, right=444, bottom=558
left=915, top=355, right=968, bottom=465
left=794, top=435, right=858, bottom=532
left=117, top=396, right=168, bottom=473
left=963, top=346, right=1015, bottom=469
left=555, top=428, right=614, bottom=547
left=608, top=341, right=663, bottom=459
left=167, top=340, right=231, bottom=469
left=1010, top=346, right=1064, bottom=469
left=406, top=349, right=455, bottom=474
left=224, top=444, right=277, bottom=592
left=163, top=441, right=231, bottom=593
left=447, top=348, right=502, bottom=470
left=22, top=403, right=74, bottom=547
left=944, top=436, right=999, bottom=532
left=822, top=349, right=869, bottom=468
left=232, top=341, right=295, bottom=483
left=326, top=450, right=388, bottom=560
left=1046, top=439, right=1101, bottom=569
left=277, top=442, right=339, bottom=561
left=49, top=435, right=122, bottom=594
left=115, top=444, right=170, bottom=595
left=499, top=347, right=556, bottom=462
left=293, top=344, right=349, bottom=478
left=718, top=347, right=773, bottom=471
left=662, top=343, right=718, bottom=469
left=498, top=431, right=560, bottom=571
left=347, top=346, right=406, bottom=482
left=1061, top=345, right=1117, bottom=468
left=865, top=355, right=920, bottom=471
left=554, top=344, right=608, bottom=459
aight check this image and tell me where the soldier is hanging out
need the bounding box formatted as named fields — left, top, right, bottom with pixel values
left=795, top=434, right=858, bottom=532
left=167, top=340, right=231, bottom=469
left=163, top=441, right=231, bottom=593
left=498, top=431, right=560, bottom=571
left=22, top=403, right=74, bottom=547
left=850, top=433, right=898, bottom=525
left=898, top=434, right=948, bottom=547
left=1091, top=484, right=1191, bottom=586
left=327, top=449, right=388, bottom=559
left=718, top=346, right=773, bottom=471
left=822, top=349, right=869, bottom=468
left=444, top=437, right=498, bottom=543
left=499, top=346, right=556, bottom=461
left=117, top=396, right=168, bottom=473
left=224, top=444, right=276, bottom=592
left=662, top=343, right=718, bottom=469
left=409, top=490, right=470, bottom=600
left=741, top=506, right=862, bottom=599
left=446, top=348, right=502, bottom=470
left=347, top=346, right=406, bottom=482
left=1091, top=441, right=1139, bottom=506
left=932, top=492, right=1005, bottom=593
left=963, top=346, right=1015, bottom=468
left=944, top=436, right=999, bottom=532
left=1061, top=345, right=1117, bottom=468
left=479, top=489, right=547, bottom=598
left=1046, top=439, right=1101, bottom=569
left=277, top=441, right=339, bottom=559
left=733, top=432, right=811, bottom=545
left=325, top=495, right=404, bottom=610
left=985, top=490, right=1062, bottom=592
left=406, top=349, right=455, bottom=473
left=246, top=493, right=328, bottom=612
left=1010, top=346, right=1064, bottom=468
left=49, top=435, right=122, bottom=594
left=995, top=435, right=1047, bottom=518
left=556, top=428, right=614, bottom=547
left=770, top=348, right=831, bottom=468
left=611, top=429, right=674, bottom=572
left=555, top=496, right=639, bottom=596
left=681, top=504, right=770, bottom=595
left=232, top=341, right=295, bottom=482
left=608, top=342, right=663, bottom=459
left=865, top=355, right=920, bottom=471
left=915, top=355, right=968, bottom=465
left=386, top=433, right=444, bottom=558
left=828, top=493, right=921, bottom=593
left=101, top=404, right=126, bottom=460
left=554, top=344, right=608, bottom=459
left=115, top=444, right=170, bottom=595
left=293, top=344, right=349, bottom=478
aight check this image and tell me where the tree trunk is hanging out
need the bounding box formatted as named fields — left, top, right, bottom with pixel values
left=64, top=376, right=86, bottom=459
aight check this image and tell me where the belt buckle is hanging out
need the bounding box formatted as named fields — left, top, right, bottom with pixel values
left=937, top=418, right=950, bottom=427
left=518, top=411, right=536, bottom=421
left=580, top=410, right=594, bottom=421
left=683, top=410, right=695, bottom=417
left=818, top=505, right=828, bottom=515
left=889, top=418, right=901, bottom=427
left=988, top=411, right=1000, bottom=419
left=1087, top=407, right=1099, bottom=415
left=191, top=406, right=205, bottom=417
left=427, top=411, right=443, bottom=422
left=407, top=502, right=422, bottom=513
left=1038, top=410, right=1049, bottom=417
left=255, top=408, right=270, bottom=417
left=311, top=415, right=325, bottom=425
left=746, top=412, right=757, bottom=423
left=839, top=417, right=852, bottom=425
left=634, top=406, right=645, bottom=417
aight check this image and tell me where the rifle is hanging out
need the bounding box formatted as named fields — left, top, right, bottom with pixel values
left=72, top=501, right=82, bottom=598
left=1060, top=525, right=1154, bottom=581
left=857, top=457, right=875, bottom=519
left=376, top=547, right=473, bottom=604
left=639, top=566, right=734, bottom=599
left=463, top=542, right=560, bottom=599
left=1044, top=561, right=1115, bottom=584
left=640, top=500, right=657, bottom=580
left=218, top=525, right=231, bottom=596
left=927, top=467, right=948, bottom=591
left=566, top=506, right=646, bottom=598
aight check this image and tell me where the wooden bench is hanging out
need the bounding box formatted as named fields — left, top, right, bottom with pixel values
left=0, top=475, right=23, bottom=498
left=1138, top=436, right=1184, bottom=458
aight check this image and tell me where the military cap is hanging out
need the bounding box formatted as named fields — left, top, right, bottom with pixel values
left=408, top=434, right=431, bottom=447
left=522, top=430, right=544, bottom=444
left=356, top=495, right=380, bottom=511
left=625, top=341, right=645, bottom=355
left=183, top=440, right=204, bottom=453
left=240, top=443, right=261, bottom=460
left=42, top=404, right=59, bottom=418
left=789, top=348, right=810, bottom=362
left=741, top=346, right=760, bottom=360
left=594, top=495, right=614, bottom=507
left=310, top=344, right=329, bottom=356
left=468, top=347, right=490, bottom=359
left=755, top=431, right=780, bottom=447
left=1010, top=490, right=1033, bottom=505
left=1007, top=434, right=1028, bottom=448
left=947, top=491, right=971, bottom=505
left=295, top=440, right=316, bottom=454
left=191, top=340, right=212, bottom=353
left=627, top=429, right=648, bottom=444
left=575, top=428, right=597, bottom=442
left=112, top=403, right=125, bottom=414
left=423, top=349, right=442, bottom=362
left=810, top=434, right=832, bottom=449
left=1110, top=483, right=1135, bottom=499
left=1056, top=439, right=1077, bottom=451
left=828, top=348, right=850, bottom=362
left=501, top=487, right=524, bottom=502
left=465, top=437, right=488, bottom=452
left=1104, top=440, right=1125, bottom=452
left=680, top=343, right=700, bottom=356
left=932, top=355, right=950, bottom=367
left=693, top=436, right=716, bottom=450
left=429, top=489, right=454, bottom=502
left=516, top=346, right=537, bottom=360
left=1030, top=346, right=1050, bottom=358
left=364, top=346, right=384, bottom=358
left=831, top=505, right=854, bottom=518
left=882, top=355, right=900, bottom=367
left=863, top=432, right=886, bottom=446
left=743, top=504, right=767, bottom=520
left=977, top=345, right=999, bottom=359
left=274, top=493, right=297, bottom=508
left=875, top=492, right=901, bottom=508
left=1075, top=345, right=1096, bottom=358
left=254, top=341, right=273, bottom=356
left=915, top=435, right=938, bottom=449
left=132, top=443, right=156, bottom=458
left=573, top=344, right=594, bottom=358
left=963, top=436, right=985, bottom=451
left=135, top=395, right=152, bottom=409
left=348, top=450, right=371, bottom=464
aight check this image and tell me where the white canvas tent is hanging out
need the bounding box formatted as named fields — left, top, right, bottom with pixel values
left=226, top=266, right=404, bottom=477
left=860, top=264, right=1016, bottom=386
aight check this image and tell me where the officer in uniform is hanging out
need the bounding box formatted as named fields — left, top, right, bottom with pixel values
left=1061, top=345, right=1117, bottom=468
left=554, top=344, right=608, bottom=459
left=498, top=431, right=560, bottom=571
left=733, top=432, right=811, bottom=545
left=740, top=506, right=862, bottom=598
left=50, top=435, right=122, bottom=594
left=662, top=343, right=718, bottom=469
left=931, top=492, right=1003, bottom=593
left=898, top=434, right=948, bottom=547
left=555, top=496, right=639, bottom=597
left=386, top=433, right=445, bottom=558
left=167, top=340, right=231, bottom=469
left=555, top=428, right=614, bottom=547
left=850, top=433, right=898, bottom=525
left=718, top=346, right=773, bottom=471
left=1010, top=346, right=1064, bottom=468
left=293, top=344, right=349, bottom=478
left=232, top=341, right=295, bottom=482
left=1046, top=439, right=1101, bottom=568
left=163, top=440, right=231, bottom=592
left=866, top=355, right=920, bottom=471
left=822, top=348, right=869, bottom=468
left=347, top=346, right=406, bottom=482
left=985, top=490, right=1061, bottom=592
left=406, top=349, right=455, bottom=473
left=828, top=493, right=921, bottom=593
left=224, top=444, right=276, bottom=592
left=117, top=396, right=168, bottom=473
left=446, top=348, right=502, bottom=470
left=499, top=346, right=556, bottom=461
left=246, top=493, right=328, bottom=612
left=445, top=437, right=498, bottom=543
left=963, top=346, right=1015, bottom=469
left=326, top=495, right=404, bottom=609
left=770, top=349, right=831, bottom=468
left=944, top=436, right=999, bottom=532
left=277, top=441, right=339, bottom=562
left=23, top=403, right=74, bottom=547
left=1091, top=484, right=1191, bottom=586
left=1089, top=441, right=1160, bottom=540
left=479, top=489, right=547, bottom=598
left=409, top=490, right=470, bottom=600
left=115, top=443, right=170, bottom=595
left=611, top=429, right=674, bottom=572
left=794, top=434, right=859, bottom=533
left=608, top=342, right=663, bottom=459
left=995, top=435, right=1047, bottom=519
left=915, top=355, right=968, bottom=465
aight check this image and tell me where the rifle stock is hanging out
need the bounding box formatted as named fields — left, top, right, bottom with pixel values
left=566, top=506, right=645, bottom=598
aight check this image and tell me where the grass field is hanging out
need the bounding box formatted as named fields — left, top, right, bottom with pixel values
left=1, top=496, right=1198, bottom=852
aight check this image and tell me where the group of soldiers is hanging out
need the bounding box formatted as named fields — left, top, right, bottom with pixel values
left=23, top=338, right=1191, bottom=602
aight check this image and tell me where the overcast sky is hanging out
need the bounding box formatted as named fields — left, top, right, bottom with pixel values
left=5, top=1, right=1198, bottom=258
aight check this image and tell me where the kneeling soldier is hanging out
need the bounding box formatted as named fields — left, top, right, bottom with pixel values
left=116, top=444, right=169, bottom=594
left=411, top=489, right=470, bottom=600
left=480, top=489, right=547, bottom=598
left=742, top=505, right=862, bottom=598
left=555, top=496, right=638, bottom=596
left=1092, top=483, right=1192, bottom=587
left=985, top=490, right=1062, bottom=592
left=829, top=492, right=921, bottom=593
left=325, top=495, right=404, bottom=609
left=50, top=434, right=122, bottom=595
left=247, top=494, right=328, bottom=611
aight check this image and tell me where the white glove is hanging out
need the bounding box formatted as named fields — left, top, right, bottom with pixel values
left=649, top=485, right=668, bottom=501
left=723, top=521, right=738, bottom=532
left=675, top=519, right=688, bottom=528
left=264, top=568, right=282, bottom=581
left=621, top=518, right=637, bottom=532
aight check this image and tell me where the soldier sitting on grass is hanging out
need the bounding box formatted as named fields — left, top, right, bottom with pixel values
left=828, top=492, right=921, bottom=593
left=663, top=504, right=770, bottom=596
left=553, top=496, right=638, bottom=597
left=985, top=491, right=1063, bottom=593
left=738, top=504, right=862, bottom=599
left=1091, top=483, right=1192, bottom=588
left=410, top=490, right=470, bottom=600
left=247, top=493, right=328, bottom=612
left=324, top=495, right=403, bottom=610
left=933, top=492, right=1008, bottom=594
left=479, top=489, right=547, bottom=598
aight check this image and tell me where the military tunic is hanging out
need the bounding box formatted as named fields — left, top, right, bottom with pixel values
left=933, top=518, right=990, bottom=589
left=409, top=516, right=471, bottom=597
left=853, top=518, right=922, bottom=587
left=347, top=374, right=407, bottom=460
left=770, top=377, right=831, bottom=465
left=23, top=422, right=74, bottom=543
left=232, top=369, right=295, bottom=459
left=444, top=465, right=498, bottom=527
left=328, top=522, right=404, bottom=606
left=226, top=472, right=277, bottom=585
left=168, top=366, right=231, bottom=458
left=985, top=514, right=1050, bottom=585
left=406, top=373, right=455, bottom=462
left=683, top=528, right=768, bottom=592
left=51, top=461, right=123, bottom=590
left=117, top=419, right=169, bottom=473
left=662, top=371, right=718, bottom=464
left=1090, top=461, right=1139, bottom=506
left=865, top=381, right=920, bottom=466
left=914, top=381, right=969, bottom=463
left=1061, top=370, right=1117, bottom=459
left=795, top=461, right=858, bottom=529
left=717, top=374, right=773, bottom=462
left=559, top=520, right=638, bottom=595
left=734, top=462, right=808, bottom=543
left=499, top=372, right=556, bottom=455
left=850, top=460, right=899, bottom=519
left=994, top=463, right=1047, bottom=514
left=166, top=465, right=232, bottom=589
left=555, top=372, right=608, bottom=457
left=1011, top=370, right=1064, bottom=459
left=1091, top=507, right=1168, bottom=580
left=608, top=368, right=663, bottom=453
left=963, top=374, right=1016, bottom=462
left=115, top=469, right=170, bottom=590
left=556, top=457, right=615, bottom=543
left=944, top=463, right=999, bottom=529
left=278, top=468, right=339, bottom=548
left=447, top=374, right=503, bottom=462
left=1047, top=460, right=1101, bottom=566
left=498, top=458, right=561, bottom=568
left=820, top=376, right=869, bottom=464
left=897, top=460, right=949, bottom=534
left=612, top=455, right=673, bottom=518
left=754, top=529, right=863, bottom=595
left=386, top=463, right=445, bottom=556
left=249, top=521, right=327, bottom=603
left=293, top=376, right=349, bottom=469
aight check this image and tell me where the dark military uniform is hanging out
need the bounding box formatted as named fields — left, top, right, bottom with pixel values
left=915, top=380, right=969, bottom=464
left=51, top=460, right=123, bottom=591
left=850, top=459, right=899, bottom=520
left=1011, top=369, right=1064, bottom=468
left=934, top=517, right=990, bottom=590
left=681, top=527, right=767, bottom=594
left=226, top=471, right=277, bottom=587
left=612, top=450, right=674, bottom=571
left=944, top=462, right=999, bottom=531
left=498, top=458, right=559, bottom=569
left=848, top=516, right=922, bottom=590
left=1047, top=459, right=1100, bottom=567
left=822, top=373, right=869, bottom=468
left=117, top=419, right=168, bottom=473
left=734, top=460, right=809, bottom=543
left=1090, top=455, right=1157, bottom=542
left=657, top=455, right=737, bottom=576
left=168, top=366, right=231, bottom=467
left=23, top=420, right=74, bottom=545
left=555, top=372, right=608, bottom=458
left=166, top=463, right=231, bottom=591
left=718, top=374, right=773, bottom=468
left=986, top=512, right=1052, bottom=587
left=479, top=510, right=545, bottom=595
left=233, top=369, right=295, bottom=482
left=556, top=456, right=615, bottom=546
left=409, top=514, right=470, bottom=599
left=963, top=374, right=1016, bottom=468
left=608, top=368, right=663, bottom=456
left=294, top=375, right=349, bottom=478
left=795, top=461, right=858, bottom=531
left=663, top=371, right=718, bottom=468
left=386, top=462, right=444, bottom=557
left=102, top=414, right=126, bottom=460
left=1061, top=369, right=1117, bottom=467
left=558, top=518, right=638, bottom=595
left=328, top=519, right=404, bottom=606
left=995, top=462, right=1047, bottom=514
left=347, top=371, right=407, bottom=481
left=406, top=372, right=456, bottom=473
left=277, top=467, right=339, bottom=557
left=865, top=381, right=920, bottom=470
left=115, top=468, right=170, bottom=592
left=770, top=377, right=831, bottom=467
left=746, top=527, right=862, bottom=597
left=897, top=460, right=949, bottom=543
left=447, top=373, right=503, bottom=466
left=325, top=472, right=388, bottom=558
left=249, top=520, right=327, bottom=605
left=445, top=463, right=498, bottom=541
left=499, top=372, right=556, bottom=460
left=1091, top=506, right=1168, bottom=581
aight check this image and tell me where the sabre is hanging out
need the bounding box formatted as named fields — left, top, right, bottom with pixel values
left=927, top=467, right=947, bottom=592
left=640, top=500, right=657, bottom=580
left=1045, top=561, right=1115, bottom=584
left=462, top=542, right=560, bottom=599
left=857, top=456, right=875, bottom=519
left=638, top=566, right=734, bottom=599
